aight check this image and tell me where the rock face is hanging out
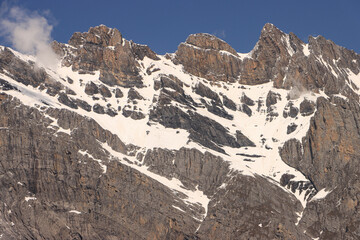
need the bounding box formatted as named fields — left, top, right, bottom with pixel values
left=280, top=96, right=360, bottom=239
left=174, top=33, right=242, bottom=82
left=0, top=23, right=360, bottom=240
left=149, top=105, right=245, bottom=153
left=57, top=25, right=159, bottom=87
left=174, top=23, right=360, bottom=97
left=300, top=99, right=315, bottom=116
left=0, top=48, right=64, bottom=96
left=197, top=175, right=305, bottom=240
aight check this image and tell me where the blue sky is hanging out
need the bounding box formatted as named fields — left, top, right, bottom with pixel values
left=1, top=0, right=360, bottom=54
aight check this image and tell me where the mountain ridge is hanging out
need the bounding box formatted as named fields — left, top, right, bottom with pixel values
left=0, top=23, right=359, bottom=239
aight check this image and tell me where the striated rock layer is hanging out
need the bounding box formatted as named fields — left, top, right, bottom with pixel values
left=0, top=23, right=359, bottom=239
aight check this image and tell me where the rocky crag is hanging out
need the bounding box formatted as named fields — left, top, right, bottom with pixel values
left=0, top=23, right=359, bottom=239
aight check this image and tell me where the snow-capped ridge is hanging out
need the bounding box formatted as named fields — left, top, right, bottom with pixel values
left=2, top=22, right=360, bottom=233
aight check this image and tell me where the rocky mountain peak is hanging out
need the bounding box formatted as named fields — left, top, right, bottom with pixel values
left=173, top=23, right=309, bottom=86
left=307, top=34, right=359, bottom=68
left=69, top=25, right=123, bottom=48
left=252, top=23, right=304, bottom=60
left=185, top=33, right=238, bottom=56
left=246, top=23, right=305, bottom=88
left=259, top=23, right=304, bottom=47
left=308, top=35, right=340, bottom=60
left=1, top=22, right=360, bottom=239
left=173, top=32, right=243, bottom=83
left=260, top=23, right=284, bottom=36
left=54, top=25, right=160, bottom=87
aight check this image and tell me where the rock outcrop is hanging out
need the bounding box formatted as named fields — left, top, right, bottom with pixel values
left=280, top=96, right=360, bottom=239
left=197, top=175, right=306, bottom=240
left=174, top=23, right=360, bottom=99
left=55, top=25, right=159, bottom=88
left=0, top=94, right=202, bottom=239
left=174, top=33, right=242, bottom=83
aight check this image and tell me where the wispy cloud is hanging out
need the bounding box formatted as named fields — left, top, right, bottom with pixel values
left=0, top=3, right=59, bottom=69
left=212, top=29, right=226, bottom=39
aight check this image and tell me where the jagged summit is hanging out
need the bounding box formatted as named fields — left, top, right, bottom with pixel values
left=68, top=25, right=123, bottom=47
left=52, top=25, right=159, bottom=88
left=260, top=22, right=285, bottom=35
left=51, top=23, right=360, bottom=93
left=184, top=33, right=238, bottom=56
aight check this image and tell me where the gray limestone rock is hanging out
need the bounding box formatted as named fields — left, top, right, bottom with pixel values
left=0, top=79, right=18, bottom=91
left=99, top=84, right=112, bottom=98
left=149, top=105, right=252, bottom=153
left=85, top=81, right=99, bottom=95
left=93, top=103, right=105, bottom=114
left=300, top=99, right=315, bottom=116
left=159, top=75, right=184, bottom=93
left=58, top=93, right=78, bottom=109
left=222, top=95, right=237, bottom=111
left=115, top=88, right=124, bottom=98
left=105, top=107, right=118, bottom=117
left=143, top=148, right=231, bottom=194
left=122, top=109, right=145, bottom=120
left=200, top=99, right=233, bottom=120
left=266, top=90, right=281, bottom=108
left=130, top=41, right=160, bottom=61
left=283, top=101, right=299, bottom=118
left=65, top=87, right=76, bottom=95
left=241, top=93, right=255, bottom=106
left=1, top=22, right=360, bottom=240
left=236, top=130, right=255, bottom=147
left=75, top=99, right=92, bottom=112
left=287, top=123, right=298, bottom=134
left=241, top=103, right=252, bottom=117
left=194, top=82, right=221, bottom=103
left=197, top=175, right=307, bottom=240
left=127, top=88, right=144, bottom=101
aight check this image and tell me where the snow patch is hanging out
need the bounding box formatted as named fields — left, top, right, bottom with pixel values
left=237, top=52, right=252, bottom=60
left=172, top=205, right=185, bottom=213
left=282, top=35, right=295, bottom=56
left=311, top=188, right=332, bottom=201
left=78, top=150, right=107, bottom=174
left=69, top=210, right=81, bottom=214
left=347, top=69, right=360, bottom=94
left=303, top=44, right=310, bottom=56
left=25, top=197, right=36, bottom=202
left=295, top=210, right=304, bottom=225
left=100, top=141, right=210, bottom=221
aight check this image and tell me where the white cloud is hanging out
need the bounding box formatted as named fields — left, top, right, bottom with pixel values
left=0, top=5, right=59, bottom=69
left=212, top=29, right=226, bottom=39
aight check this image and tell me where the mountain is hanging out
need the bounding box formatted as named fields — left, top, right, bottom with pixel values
left=0, top=23, right=359, bottom=239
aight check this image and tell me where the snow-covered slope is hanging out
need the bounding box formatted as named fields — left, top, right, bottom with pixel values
left=0, top=45, right=329, bottom=212
left=2, top=23, right=360, bottom=239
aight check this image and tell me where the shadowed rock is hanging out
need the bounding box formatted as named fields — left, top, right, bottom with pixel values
left=85, top=81, right=99, bottom=95
left=195, top=82, right=221, bottom=103
left=241, top=93, right=255, bottom=106
left=300, top=99, right=315, bottom=116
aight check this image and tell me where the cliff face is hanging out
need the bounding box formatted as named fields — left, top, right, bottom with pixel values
left=53, top=25, right=159, bottom=88
left=174, top=33, right=242, bottom=83
left=174, top=23, right=360, bottom=96
left=0, top=24, right=359, bottom=239
left=280, top=96, right=360, bottom=239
